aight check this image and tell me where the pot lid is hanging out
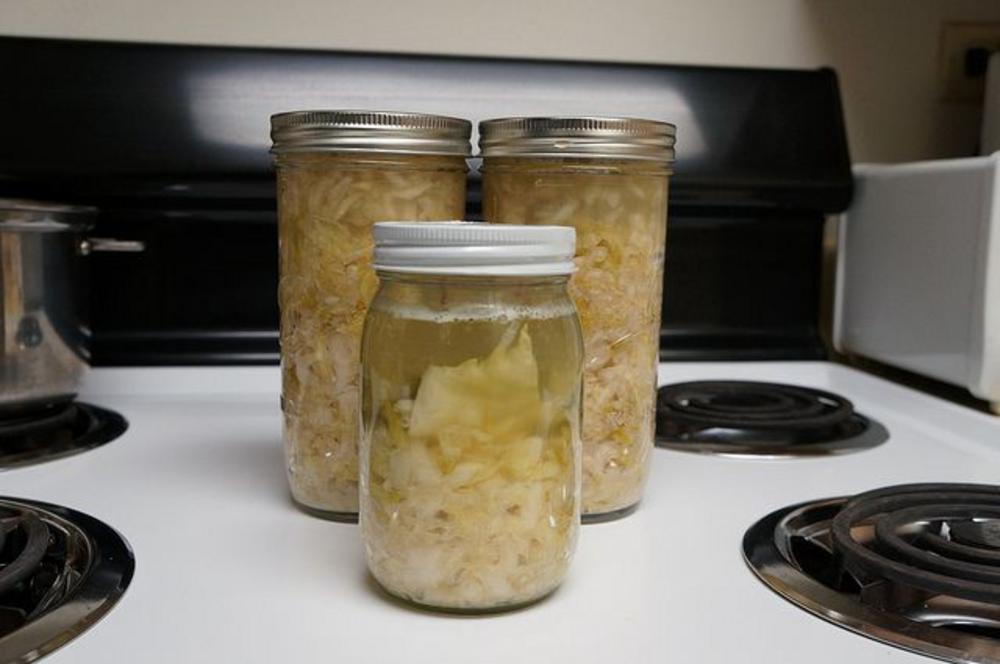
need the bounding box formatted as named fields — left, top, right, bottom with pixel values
left=0, top=199, right=96, bottom=231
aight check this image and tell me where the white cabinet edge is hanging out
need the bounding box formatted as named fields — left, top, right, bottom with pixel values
left=973, top=153, right=1000, bottom=401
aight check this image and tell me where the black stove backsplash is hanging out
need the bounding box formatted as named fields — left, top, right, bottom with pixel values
left=87, top=202, right=826, bottom=365
left=0, top=37, right=851, bottom=365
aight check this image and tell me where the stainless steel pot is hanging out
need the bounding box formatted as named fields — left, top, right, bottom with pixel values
left=0, top=199, right=143, bottom=414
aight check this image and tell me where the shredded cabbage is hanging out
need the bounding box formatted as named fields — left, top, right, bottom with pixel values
left=276, top=153, right=465, bottom=514
left=483, top=159, right=668, bottom=517
left=362, top=324, right=579, bottom=610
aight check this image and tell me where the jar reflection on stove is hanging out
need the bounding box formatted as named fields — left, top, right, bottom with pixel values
left=269, top=111, right=471, bottom=521
left=480, top=117, right=676, bottom=522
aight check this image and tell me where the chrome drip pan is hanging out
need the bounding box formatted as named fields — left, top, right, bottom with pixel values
left=0, top=497, right=134, bottom=663
left=743, top=484, right=1000, bottom=663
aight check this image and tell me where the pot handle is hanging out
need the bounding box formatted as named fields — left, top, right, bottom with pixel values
left=79, top=237, right=146, bottom=255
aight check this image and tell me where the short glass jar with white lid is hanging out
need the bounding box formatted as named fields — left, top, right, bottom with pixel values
left=360, top=221, right=583, bottom=612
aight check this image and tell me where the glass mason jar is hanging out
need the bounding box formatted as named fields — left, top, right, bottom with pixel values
left=360, top=222, right=583, bottom=612
left=269, top=111, right=471, bottom=520
left=479, top=117, right=676, bottom=522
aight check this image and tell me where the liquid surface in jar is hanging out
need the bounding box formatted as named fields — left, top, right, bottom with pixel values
left=361, top=296, right=582, bottom=610
left=482, top=158, right=668, bottom=518
left=277, top=153, right=465, bottom=516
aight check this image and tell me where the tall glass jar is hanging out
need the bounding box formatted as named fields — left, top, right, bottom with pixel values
left=270, top=111, right=471, bottom=520
left=480, top=117, right=675, bottom=522
left=360, top=222, right=583, bottom=612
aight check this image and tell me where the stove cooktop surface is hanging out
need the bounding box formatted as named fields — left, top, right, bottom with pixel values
left=4, top=361, right=1000, bottom=664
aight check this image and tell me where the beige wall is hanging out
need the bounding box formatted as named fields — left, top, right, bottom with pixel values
left=3, top=0, right=1000, bottom=162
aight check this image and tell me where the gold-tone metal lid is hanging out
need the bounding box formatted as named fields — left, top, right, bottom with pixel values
left=479, top=116, right=676, bottom=162
left=269, top=110, right=472, bottom=156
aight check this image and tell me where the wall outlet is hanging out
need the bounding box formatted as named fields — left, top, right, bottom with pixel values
left=940, top=22, right=1000, bottom=102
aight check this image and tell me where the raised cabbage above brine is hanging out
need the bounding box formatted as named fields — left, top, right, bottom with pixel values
left=483, top=159, right=668, bottom=516
left=276, top=153, right=465, bottom=514
left=362, top=325, right=579, bottom=610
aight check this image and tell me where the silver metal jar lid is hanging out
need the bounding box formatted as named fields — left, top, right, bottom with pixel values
left=479, top=116, right=676, bottom=162
left=270, top=110, right=472, bottom=156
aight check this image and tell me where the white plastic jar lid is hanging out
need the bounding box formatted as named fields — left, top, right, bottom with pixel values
left=372, top=222, right=576, bottom=276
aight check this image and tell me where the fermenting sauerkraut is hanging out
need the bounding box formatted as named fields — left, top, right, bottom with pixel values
left=483, top=158, right=669, bottom=518
left=361, top=284, right=582, bottom=611
left=276, top=153, right=465, bottom=516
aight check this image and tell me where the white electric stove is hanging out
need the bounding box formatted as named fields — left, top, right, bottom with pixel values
left=4, top=361, right=1000, bottom=664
